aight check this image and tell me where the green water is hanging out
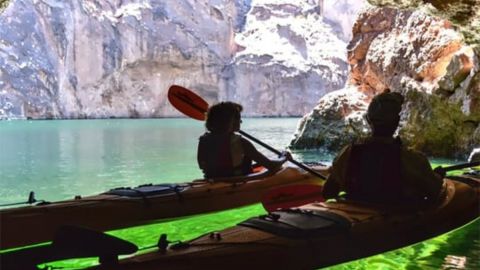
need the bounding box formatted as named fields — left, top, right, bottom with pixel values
left=0, top=118, right=478, bottom=269
left=0, top=118, right=327, bottom=203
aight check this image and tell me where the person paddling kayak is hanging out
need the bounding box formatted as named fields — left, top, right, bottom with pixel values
left=197, top=102, right=290, bottom=178
left=323, top=91, right=444, bottom=204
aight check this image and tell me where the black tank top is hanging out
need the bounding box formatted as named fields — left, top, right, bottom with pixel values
left=345, top=138, right=404, bottom=204
left=199, top=133, right=252, bottom=178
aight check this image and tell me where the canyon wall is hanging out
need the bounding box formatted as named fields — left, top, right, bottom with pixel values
left=0, top=0, right=365, bottom=119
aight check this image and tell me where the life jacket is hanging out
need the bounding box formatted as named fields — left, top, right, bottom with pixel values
left=345, top=138, right=404, bottom=204
left=199, top=133, right=252, bottom=178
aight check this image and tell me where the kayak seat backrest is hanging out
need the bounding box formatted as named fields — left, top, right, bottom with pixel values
left=239, top=209, right=351, bottom=238
left=0, top=225, right=137, bottom=269
left=104, top=184, right=187, bottom=197
left=52, top=225, right=138, bottom=258
left=205, top=165, right=277, bottom=183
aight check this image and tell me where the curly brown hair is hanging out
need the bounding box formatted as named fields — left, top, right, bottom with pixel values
left=205, top=102, right=242, bottom=133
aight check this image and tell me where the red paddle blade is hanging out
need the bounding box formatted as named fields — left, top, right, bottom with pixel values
left=168, top=85, right=209, bottom=121
left=261, top=184, right=324, bottom=212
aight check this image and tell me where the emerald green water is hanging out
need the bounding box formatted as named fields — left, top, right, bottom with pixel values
left=0, top=118, right=478, bottom=269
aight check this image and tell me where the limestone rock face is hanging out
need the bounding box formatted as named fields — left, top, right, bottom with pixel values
left=224, top=0, right=363, bottom=116
left=349, top=8, right=467, bottom=95
left=368, top=0, right=480, bottom=46
left=0, top=0, right=247, bottom=119
left=290, top=86, right=369, bottom=151
left=290, top=7, right=480, bottom=158
left=0, top=0, right=366, bottom=119
left=323, top=0, right=368, bottom=42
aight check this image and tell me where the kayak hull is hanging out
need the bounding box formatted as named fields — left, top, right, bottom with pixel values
left=89, top=176, right=480, bottom=270
left=0, top=166, right=322, bottom=250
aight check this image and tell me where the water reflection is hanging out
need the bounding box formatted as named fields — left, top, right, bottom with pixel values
left=0, top=118, right=305, bottom=204
left=0, top=119, right=206, bottom=203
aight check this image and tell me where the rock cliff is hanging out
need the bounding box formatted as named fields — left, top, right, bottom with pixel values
left=369, top=0, right=480, bottom=46
left=290, top=6, right=480, bottom=158
left=0, top=0, right=247, bottom=119
left=0, top=0, right=365, bottom=119
left=223, top=0, right=364, bottom=116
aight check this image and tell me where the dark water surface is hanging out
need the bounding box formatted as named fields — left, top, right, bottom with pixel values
left=0, top=118, right=478, bottom=269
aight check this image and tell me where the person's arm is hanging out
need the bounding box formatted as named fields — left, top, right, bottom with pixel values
left=322, top=145, right=351, bottom=200
left=197, top=138, right=208, bottom=176
left=240, top=138, right=287, bottom=171
left=402, top=149, right=444, bottom=201
left=322, top=176, right=340, bottom=200
left=423, top=158, right=444, bottom=201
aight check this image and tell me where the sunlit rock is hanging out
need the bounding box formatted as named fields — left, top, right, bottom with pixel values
left=368, top=0, right=480, bottom=47
left=225, top=0, right=366, bottom=116
left=290, top=86, right=369, bottom=151
left=291, top=6, right=480, bottom=158
left=348, top=7, right=466, bottom=95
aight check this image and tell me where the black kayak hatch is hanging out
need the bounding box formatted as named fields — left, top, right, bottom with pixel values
left=239, top=209, right=351, bottom=238
left=104, top=183, right=187, bottom=197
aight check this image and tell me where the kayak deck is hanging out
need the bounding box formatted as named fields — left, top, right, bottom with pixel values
left=0, top=165, right=323, bottom=250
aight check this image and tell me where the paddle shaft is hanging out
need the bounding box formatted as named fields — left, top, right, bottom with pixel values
left=442, top=161, right=480, bottom=172
left=239, top=130, right=326, bottom=179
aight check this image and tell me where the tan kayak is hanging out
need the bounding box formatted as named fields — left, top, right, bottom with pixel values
left=0, top=165, right=323, bottom=250
left=77, top=175, right=477, bottom=270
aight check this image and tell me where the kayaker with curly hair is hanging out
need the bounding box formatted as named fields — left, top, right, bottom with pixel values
left=323, top=91, right=445, bottom=204
left=197, top=101, right=289, bottom=178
